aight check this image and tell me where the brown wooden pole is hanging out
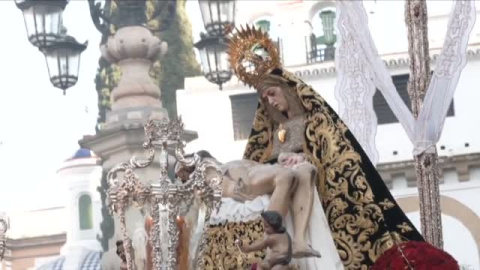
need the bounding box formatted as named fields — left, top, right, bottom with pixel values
left=404, top=0, right=443, bottom=249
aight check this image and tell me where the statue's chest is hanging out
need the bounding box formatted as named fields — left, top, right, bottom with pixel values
left=270, top=116, right=306, bottom=159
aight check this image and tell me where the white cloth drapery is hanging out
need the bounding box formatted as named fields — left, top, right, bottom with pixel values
left=334, top=0, right=477, bottom=162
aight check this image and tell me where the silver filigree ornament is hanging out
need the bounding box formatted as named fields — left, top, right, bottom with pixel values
left=107, top=117, right=222, bottom=270
left=0, top=213, right=9, bottom=261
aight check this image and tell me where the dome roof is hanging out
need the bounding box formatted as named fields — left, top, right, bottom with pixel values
left=68, top=148, right=97, bottom=161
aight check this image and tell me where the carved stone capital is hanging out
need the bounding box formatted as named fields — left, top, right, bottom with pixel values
left=100, top=26, right=168, bottom=117
left=101, top=26, right=166, bottom=62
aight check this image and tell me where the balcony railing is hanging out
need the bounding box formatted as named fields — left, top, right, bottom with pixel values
left=305, top=35, right=335, bottom=64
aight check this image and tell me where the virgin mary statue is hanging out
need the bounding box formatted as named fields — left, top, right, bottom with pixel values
left=202, top=26, right=424, bottom=270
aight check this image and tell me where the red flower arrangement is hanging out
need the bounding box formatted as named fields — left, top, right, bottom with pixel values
left=372, top=241, right=459, bottom=270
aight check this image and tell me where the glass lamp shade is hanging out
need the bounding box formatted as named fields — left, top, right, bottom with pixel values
left=194, top=34, right=232, bottom=90
left=319, top=10, right=336, bottom=46
left=198, top=0, right=236, bottom=36
left=43, top=35, right=88, bottom=94
left=15, top=0, right=68, bottom=50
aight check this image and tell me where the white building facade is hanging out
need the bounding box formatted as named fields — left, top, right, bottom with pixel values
left=177, top=1, right=480, bottom=269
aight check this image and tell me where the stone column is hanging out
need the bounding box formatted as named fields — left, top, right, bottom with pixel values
left=80, top=25, right=197, bottom=269
left=101, top=26, right=169, bottom=127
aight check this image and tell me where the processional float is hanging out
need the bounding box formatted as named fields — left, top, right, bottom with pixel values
left=106, top=117, right=222, bottom=270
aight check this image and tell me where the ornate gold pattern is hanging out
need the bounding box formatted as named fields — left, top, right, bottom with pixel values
left=397, top=223, right=414, bottom=233
left=203, top=219, right=265, bottom=269
left=380, top=199, right=395, bottom=210
left=227, top=25, right=282, bottom=88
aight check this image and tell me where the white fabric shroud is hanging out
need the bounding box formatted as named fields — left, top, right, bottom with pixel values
left=335, top=0, right=476, bottom=159
left=334, top=2, right=379, bottom=164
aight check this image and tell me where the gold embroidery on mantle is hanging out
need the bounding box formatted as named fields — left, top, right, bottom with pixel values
left=397, top=222, right=414, bottom=233
left=380, top=199, right=395, bottom=210
left=203, top=219, right=265, bottom=269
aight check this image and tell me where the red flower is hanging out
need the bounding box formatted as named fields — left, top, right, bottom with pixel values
left=372, top=241, right=459, bottom=270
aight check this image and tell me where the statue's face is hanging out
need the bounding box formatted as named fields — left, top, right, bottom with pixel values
left=261, top=86, right=289, bottom=112
left=263, top=219, right=274, bottom=234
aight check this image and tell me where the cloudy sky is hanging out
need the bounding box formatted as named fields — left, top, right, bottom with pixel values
left=0, top=1, right=205, bottom=212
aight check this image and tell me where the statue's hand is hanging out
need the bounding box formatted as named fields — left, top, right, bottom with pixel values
left=279, top=154, right=305, bottom=168
left=235, top=239, right=246, bottom=252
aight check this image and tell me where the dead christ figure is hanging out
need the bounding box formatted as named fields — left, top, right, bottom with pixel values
left=175, top=151, right=320, bottom=258
left=236, top=211, right=292, bottom=270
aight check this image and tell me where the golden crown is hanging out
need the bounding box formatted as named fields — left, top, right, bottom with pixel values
left=227, top=25, right=282, bottom=88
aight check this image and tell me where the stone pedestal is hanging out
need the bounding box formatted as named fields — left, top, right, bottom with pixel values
left=80, top=25, right=197, bottom=269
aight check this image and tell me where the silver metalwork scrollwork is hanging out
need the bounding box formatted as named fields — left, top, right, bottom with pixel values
left=106, top=117, right=222, bottom=270
left=0, top=212, right=9, bottom=261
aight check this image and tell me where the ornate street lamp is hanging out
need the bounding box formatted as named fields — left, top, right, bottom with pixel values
left=198, top=0, right=236, bottom=36
left=0, top=212, right=9, bottom=261
left=196, top=0, right=236, bottom=90
left=43, top=28, right=88, bottom=95
left=194, top=33, right=232, bottom=90
left=255, top=19, right=271, bottom=33
left=15, top=0, right=69, bottom=50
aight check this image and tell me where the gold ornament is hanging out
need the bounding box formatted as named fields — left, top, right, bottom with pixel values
left=227, top=25, right=282, bottom=88
left=278, top=124, right=286, bottom=143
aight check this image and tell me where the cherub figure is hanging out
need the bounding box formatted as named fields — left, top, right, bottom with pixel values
left=236, top=211, right=292, bottom=270
left=116, top=240, right=128, bottom=270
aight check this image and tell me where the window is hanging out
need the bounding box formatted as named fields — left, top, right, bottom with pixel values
left=78, top=194, right=93, bottom=230
left=373, top=74, right=455, bottom=124
left=230, top=93, right=259, bottom=141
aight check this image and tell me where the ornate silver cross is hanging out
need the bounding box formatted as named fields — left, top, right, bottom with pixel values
left=107, top=117, right=222, bottom=270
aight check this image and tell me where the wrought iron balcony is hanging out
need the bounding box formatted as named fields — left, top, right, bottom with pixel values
left=305, top=35, right=336, bottom=64
left=307, top=46, right=335, bottom=64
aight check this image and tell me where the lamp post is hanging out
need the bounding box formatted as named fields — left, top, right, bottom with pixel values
left=16, top=0, right=177, bottom=94
left=15, top=0, right=88, bottom=95
left=0, top=212, right=9, bottom=261
left=194, top=33, right=232, bottom=90
left=43, top=28, right=88, bottom=95
left=319, top=10, right=336, bottom=47
left=319, top=9, right=336, bottom=61
left=15, top=0, right=68, bottom=50
left=198, top=0, right=236, bottom=37
left=195, top=0, right=236, bottom=90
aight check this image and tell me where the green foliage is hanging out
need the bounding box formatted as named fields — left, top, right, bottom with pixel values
left=94, top=58, right=121, bottom=132
left=93, top=1, right=118, bottom=251
left=96, top=171, right=115, bottom=251
left=149, top=0, right=201, bottom=117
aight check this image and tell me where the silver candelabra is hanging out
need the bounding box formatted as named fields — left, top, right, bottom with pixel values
left=0, top=212, right=9, bottom=261
left=107, top=117, right=222, bottom=270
